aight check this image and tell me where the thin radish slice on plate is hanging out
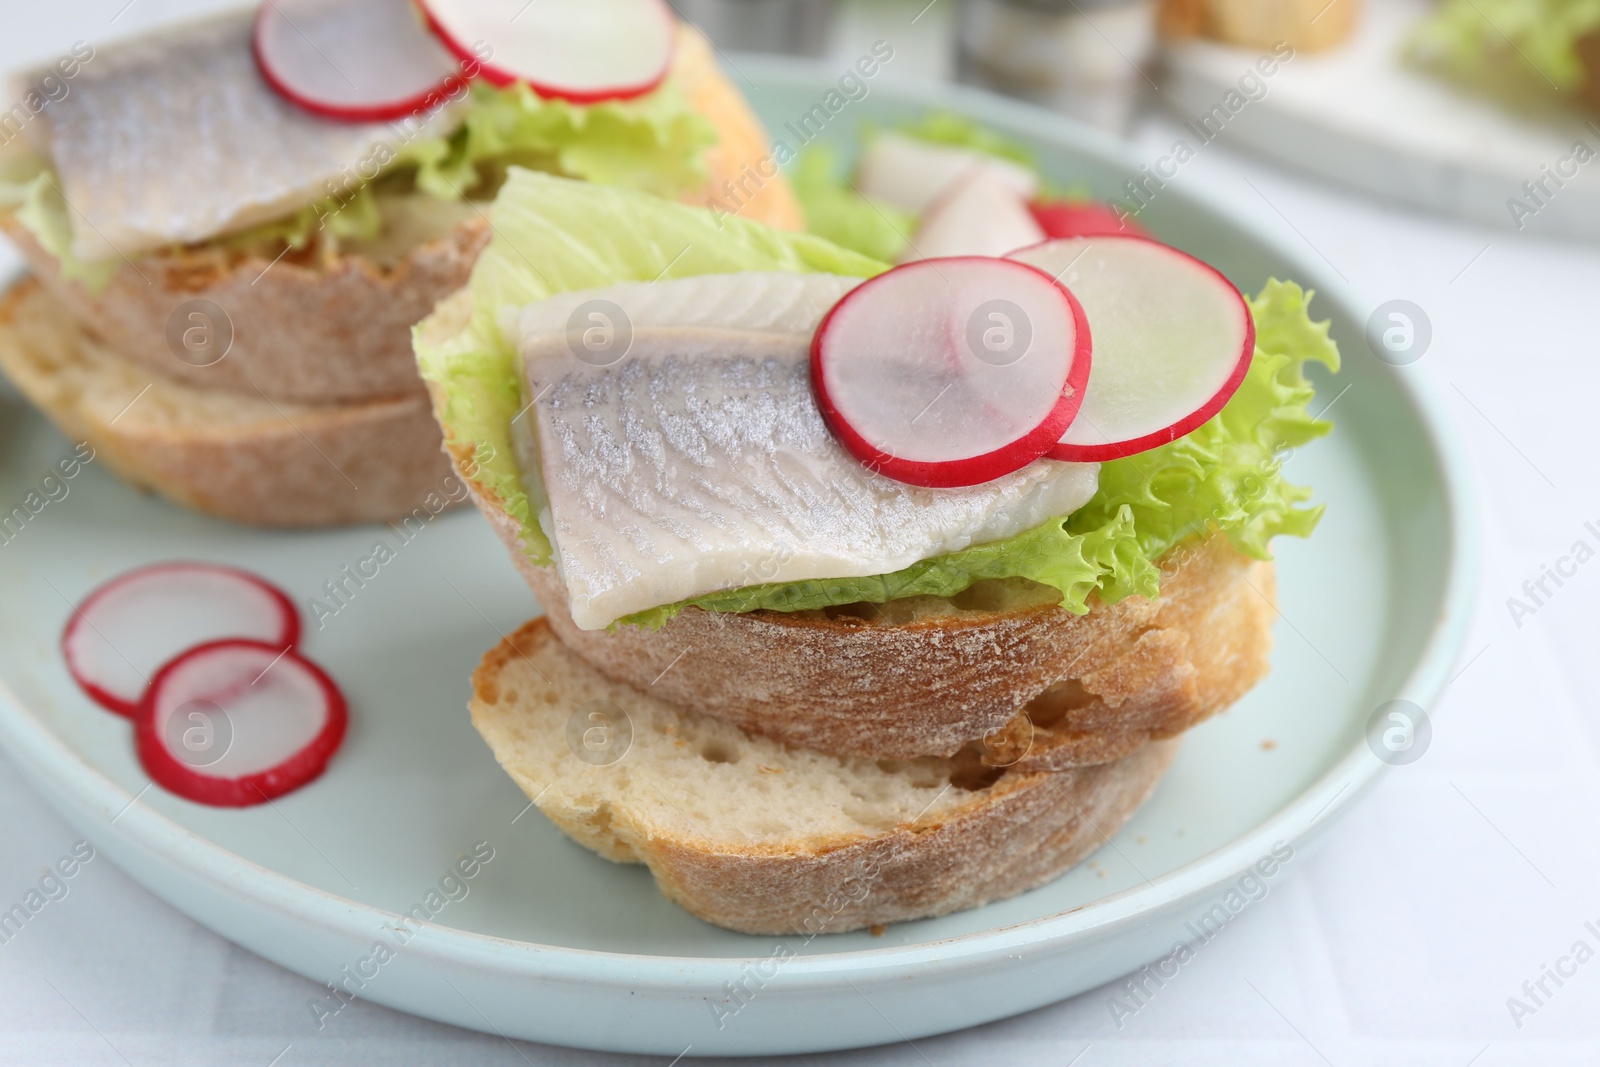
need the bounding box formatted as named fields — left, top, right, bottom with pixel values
left=901, top=167, right=1046, bottom=262
left=254, top=0, right=464, bottom=122
left=134, top=640, right=348, bottom=808
left=420, top=0, right=675, bottom=102
left=1029, top=200, right=1146, bottom=239
left=62, top=563, right=300, bottom=718
left=811, top=256, right=1091, bottom=488
left=856, top=131, right=1039, bottom=214
left=1008, top=235, right=1254, bottom=462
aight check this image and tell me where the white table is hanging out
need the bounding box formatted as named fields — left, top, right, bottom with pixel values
left=3, top=2, right=1599, bottom=1064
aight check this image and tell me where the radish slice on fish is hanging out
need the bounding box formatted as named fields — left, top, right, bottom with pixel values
left=1008, top=235, right=1255, bottom=462
left=134, top=640, right=348, bottom=808
left=419, top=0, right=675, bottom=102
left=253, top=0, right=464, bottom=122
left=62, top=563, right=300, bottom=719
left=810, top=257, right=1091, bottom=489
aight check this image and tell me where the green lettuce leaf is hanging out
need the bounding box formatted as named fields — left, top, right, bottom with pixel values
left=1407, top=0, right=1600, bottom=93
left=790, top=146, right=913, bottom=263
left=413, top=169, right=888, bottom=559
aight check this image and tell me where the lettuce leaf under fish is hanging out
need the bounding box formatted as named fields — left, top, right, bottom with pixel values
left=417, top=170, right=1340, bottom=629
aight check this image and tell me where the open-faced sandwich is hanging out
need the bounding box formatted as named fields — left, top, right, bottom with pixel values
left=0, top=0, right=797, bottom=525
left=416, top=120, right=1340, bottom=934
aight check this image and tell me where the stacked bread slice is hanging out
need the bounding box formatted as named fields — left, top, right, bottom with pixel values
left=468, top=513, right=1276, bottom=934
left=0, top=25, right=800, bottom=526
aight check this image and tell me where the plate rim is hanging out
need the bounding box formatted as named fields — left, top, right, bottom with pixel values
left=0, top=61, right=1480, bottom=991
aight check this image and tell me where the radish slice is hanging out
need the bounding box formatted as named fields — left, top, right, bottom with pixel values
left=901, top=167, right=1046, bottom=262
left=62, top=563, right=300, bottom=719
left=857, top=131, right=1039, bottom=214
left=1029, top=200, right=1146, bottom=239
left=419, top=0, right=675, bottom=102
left=810, top=257, right=1091, bottom=488
left=1007, top=235, right=1254, bottom=462
left=253, top=0, right=465, bottom=123
left=134, top=640, right=348, bottom=808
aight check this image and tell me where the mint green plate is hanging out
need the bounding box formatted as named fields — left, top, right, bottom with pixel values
left=0, top=60, right=1475, bottom=1056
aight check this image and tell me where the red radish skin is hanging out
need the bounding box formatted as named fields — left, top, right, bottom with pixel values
left=810, top=257, right=1092, bottom=489
left=253, top=0, right=471, bottom=123
left=1009, top=234, right=1254, bottom=463
left=61, top=563, right=300, bottom=718
left=1028, top=200, right=1147, bottom=239
left=134, top=640, right=348, bottom=809
left=419, top=0, right=676, bottom=103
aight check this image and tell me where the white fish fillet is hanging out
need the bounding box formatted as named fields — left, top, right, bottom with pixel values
left=516, top=272, right=1099, bottom=630
left=34, top=11, right=462, bottom=263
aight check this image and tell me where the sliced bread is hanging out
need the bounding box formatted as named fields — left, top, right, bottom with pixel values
left=0, top=280, right=457, bottom=526
left=470, top=617, right=1180, bottom=935
left=445, top=413, right=1274, bottom=769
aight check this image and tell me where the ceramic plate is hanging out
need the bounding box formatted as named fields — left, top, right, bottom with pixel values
left=0, top=60, right=1476, bottom=1056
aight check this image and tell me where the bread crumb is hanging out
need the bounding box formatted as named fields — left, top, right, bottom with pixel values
left=757, top=765, right=783, bottom=775
left=868, top=924, right=886, bottom=937
left=1260, top=739, right=1277, bottom=751
left=1135, top=835, right=1147, bottom=845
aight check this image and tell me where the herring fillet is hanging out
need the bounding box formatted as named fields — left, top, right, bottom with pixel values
left=35, top=11, right=460, bottom=263
left=517, top=273, right=1100, bottom=630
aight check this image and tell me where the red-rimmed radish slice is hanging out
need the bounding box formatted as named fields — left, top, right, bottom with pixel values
left=857, top=131, right=1039, bottom=214
left=1008, top=235, right=1254, bottom=462
left=419, top=0, right=675, bottom=102
left=254, top=0, right=464, bottom=123
left=62, top=563, right=300, bottom=718
left=811, top=256, right=1091, bottom=488
left=901, top=167, right=1046, bottom=262
left=134, top=640, right=348, bottom=808
left=1029, top=199, right=1146, bottom=239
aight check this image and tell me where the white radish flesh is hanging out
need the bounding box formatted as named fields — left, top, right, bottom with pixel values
left=62, top=563, right=300, bottom=718
left=856, top=131, right=1040, bottom=214
left=254, top=0, right=463, bottom=122
left=1007, top=235, right=1255, bottom=461
left=420, top=0, right=675, bottom=102
left=900, top=167, right=1047, bottom=262
left=811, top=256, right=1091, bottom=488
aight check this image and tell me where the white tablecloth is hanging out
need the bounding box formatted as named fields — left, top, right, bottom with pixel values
left=3, top=2, right=1599, bottom=1064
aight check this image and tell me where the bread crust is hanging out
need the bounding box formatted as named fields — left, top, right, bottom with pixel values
left=2, top=23, right=801, bottom=406
left=0, top=281, right=458, bottom=526
left=461, top=443, right=1274, bottom=767
left=1, top=213, right=490, bottom=405
left=471, top=617, right=1180, bottom=935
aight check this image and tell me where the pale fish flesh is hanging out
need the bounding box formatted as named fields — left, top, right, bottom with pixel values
left=516, top=272, right=1100, bottom=630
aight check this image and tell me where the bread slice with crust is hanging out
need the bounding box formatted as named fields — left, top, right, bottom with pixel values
left=0, top=280, right=456, bottom=526
left=429, top=390, right=1275, bottom=770
left=3, top=24, right=802, bottom=406
left=470, top=616, right=1180, bottom=935
left=524, top=535, right=1274, bottom=770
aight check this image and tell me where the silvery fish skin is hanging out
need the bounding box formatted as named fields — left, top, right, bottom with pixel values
left=516, top=272, right=1100, bottom=630
left=34, top=11, right=462, bottom=263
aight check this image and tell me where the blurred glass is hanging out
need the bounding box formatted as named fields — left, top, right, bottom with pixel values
left=674, top=0, right=837, bottom=57
left=956, top=0, right=1157, bottom=133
